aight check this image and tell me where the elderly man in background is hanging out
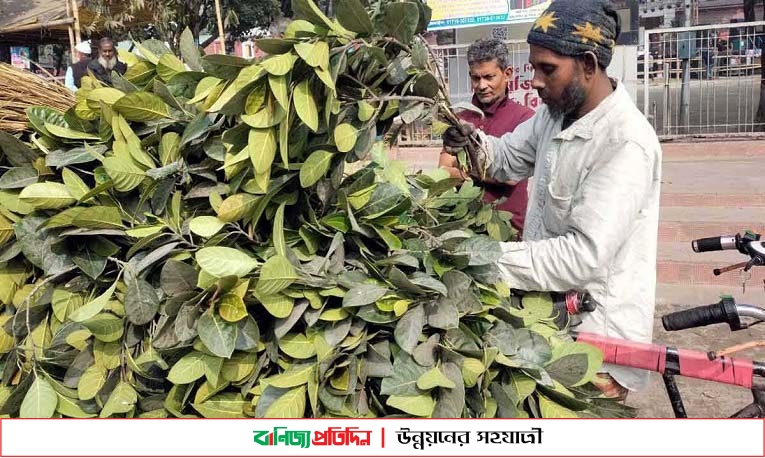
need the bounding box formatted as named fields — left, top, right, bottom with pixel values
left=439, top=38, right=535, bottom=236
left=64, top=41, right=92, bottom=92
left=87, top=37, right=127, bottom=85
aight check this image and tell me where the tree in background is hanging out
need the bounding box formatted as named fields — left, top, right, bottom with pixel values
left=82, top=0, right=281, bottom=51
left=743, top=0, right=764, bottom=129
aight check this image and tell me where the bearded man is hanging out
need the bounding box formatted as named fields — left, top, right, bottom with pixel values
left=87, top=37, right=127, bottom=86
left=442, top=0, right=662, bottom=399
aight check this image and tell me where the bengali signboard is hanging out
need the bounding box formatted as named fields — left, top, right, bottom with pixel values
left=427, top=0, right=551, bottom=31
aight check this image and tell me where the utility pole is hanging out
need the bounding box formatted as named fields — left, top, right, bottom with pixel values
left=214, top=0, right=226, bottom=55
left=679, top=0, right=692, bottom=132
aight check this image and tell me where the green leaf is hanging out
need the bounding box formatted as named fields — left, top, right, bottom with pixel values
left=26, top=106, right=67, bottom=137
left=273, top=203, right=287, bottom=257
left=73, top=242, right=108, bottom=279
left=124, top=275, right=160, bottom=326
left=46, top=145, right=104, bottom=168
left=157, top=53, right=186, bottom=82
left=100, top=382, right=138, bottom=417
left=0, top=130, right=40, bottom=167
left=453, top=236, right=502, bottom=266
left=193, top=393, right=246, bottom=418
left=124, top=60, right=156, bottom=85
left=461, top=358, right=485, bottom=388
left=263, top=385, right=306, bottom=418
left=263, top=363, right=314, bottom=389
left=69, top=282, right=118, bottom=322
left=102, top=155, right=145, bottom=192
left=20, top=377, right=57, bottom=418
left=82, top=313, right=124, bottom=342
left=218, top=294, right=248, bottom=322
left=255, top=292, right=294, bottom=318
left=261, top=53, right=296, bottom=76
left=255, top=38, right=295, bottom=55
left=546, top=342, right=603, bottom=387
left=269, top=75, right=289, bottom=110
left=394, top=305, right=424, bottom=354
left=56, top=393, right=96, bottom=418
left=358, top=101, right=376, bottom=122
left=382, top=2, right=420, bottom=43
left=539, top=394, right=578, bottom=418
left=255, top=255, right=297, bottom=296
left=292, top=0, right=339, bottom=32
left=248, top=128, right=277, bottom=175
left=432, top=362, right=465, bottom=418
left=295, top=41, right=329, bottom=69
left=217, top=193, right=259, bottom=222
left=198, top=311, right=237, bottom=358
left=244, top=83, right=267, bottom=114
left=0, top=167, right=37, bottom=189
left=196, top=247, right=258, bottom=278
left=299, top=150, right=333, bottom=188
left=189, top=216, right=226, bottom=238
left=381, top=353, right=428, bottom=396
left=417, top=367, right=456, bottom=390
left=387, top=394, right=435, bottom=417
left=77, top=365, right=106, bottom=400
left=19, top=182, right=75, bottom=209
left=335, top=0, right=374, bottom=34
left=161, top=259, right=199, bottom=296
left=342, top=284, right=388, bottom=308
left=113, top=92, right=170, bottom=122
left=279, top=333, right=316, bottom=359
left=333, top=123, right=357, bottom=153
left=202, top=54, right=253, bottom=80
left=294, top=80, right=318, bottom=132
left=159, top=132, right=181, bottom=165
left=167, top=351, right=207, bottom=384
left=180, top=27, right=204, bottom=71
left=61, top=168, right=89, bottom=200
left=44, top=123, right=101, bottom=141
left=241, top=104, right=285, bottom=128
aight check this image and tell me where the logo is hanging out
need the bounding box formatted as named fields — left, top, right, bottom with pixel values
left=253, top=426, right=374, bottom=448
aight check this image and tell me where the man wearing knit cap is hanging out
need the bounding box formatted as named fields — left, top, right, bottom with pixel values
left=443, top=0, right=662, bottom=399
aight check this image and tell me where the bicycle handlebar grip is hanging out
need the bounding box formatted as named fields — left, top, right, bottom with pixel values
left=692, top=236, right=737, bottom=253
left=662, top=298, right=741, bottom=331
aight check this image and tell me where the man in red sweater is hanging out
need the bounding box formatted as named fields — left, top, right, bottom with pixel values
left=439, top=38, right=535, bottom=236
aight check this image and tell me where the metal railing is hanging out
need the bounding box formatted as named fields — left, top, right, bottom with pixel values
left=641, top=21, right=765, bottom=139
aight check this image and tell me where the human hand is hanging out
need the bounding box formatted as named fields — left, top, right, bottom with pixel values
left=442, top=120, right=476, bottom=155
left=438, top=151, right=466, bottom=181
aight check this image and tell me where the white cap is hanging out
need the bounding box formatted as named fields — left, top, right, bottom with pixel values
left=75, top=41, right=91, bottom=54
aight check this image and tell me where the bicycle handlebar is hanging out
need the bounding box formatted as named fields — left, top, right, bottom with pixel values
left=662, top=297, right=742, bottom=331
left=692, top=236, right=738, bottom=253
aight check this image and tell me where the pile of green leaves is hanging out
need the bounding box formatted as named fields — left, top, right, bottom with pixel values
left=0, top=0, right=633, bottom=418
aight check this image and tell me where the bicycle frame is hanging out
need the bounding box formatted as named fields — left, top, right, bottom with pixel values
left=572, top=331, right=765, bottom=417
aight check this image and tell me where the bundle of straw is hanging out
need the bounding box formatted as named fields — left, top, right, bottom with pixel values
left=0, top=63, right=76, bottom=133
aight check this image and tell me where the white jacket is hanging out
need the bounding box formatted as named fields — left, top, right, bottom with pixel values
left=483, top=80, right=662, bottom=391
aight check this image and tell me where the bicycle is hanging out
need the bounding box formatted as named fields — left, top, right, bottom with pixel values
left=571, top=231, right=765, bottom=418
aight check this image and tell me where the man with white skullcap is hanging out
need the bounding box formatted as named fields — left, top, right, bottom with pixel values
left=64, top=41, right=93, bottom=92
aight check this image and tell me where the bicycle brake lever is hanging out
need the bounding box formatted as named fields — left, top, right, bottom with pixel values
left=714, top=261, right=749, bottom=276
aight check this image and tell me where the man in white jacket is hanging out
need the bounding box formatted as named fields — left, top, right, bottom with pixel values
left=443, top=0, right=662, bottom=398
